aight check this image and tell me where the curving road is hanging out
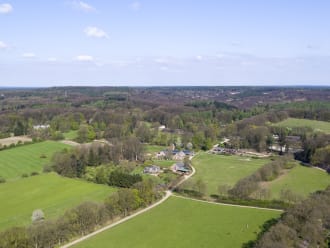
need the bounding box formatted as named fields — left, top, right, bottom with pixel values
left=61, top=159, right=196, bottom=248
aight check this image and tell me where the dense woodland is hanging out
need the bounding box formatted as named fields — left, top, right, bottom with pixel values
left=0, top=87, right=329, bottom=168
left=0, top=86, right=329, bottom=247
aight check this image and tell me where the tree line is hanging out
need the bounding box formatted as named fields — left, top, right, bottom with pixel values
left=0, top=179, right=162, bottom=248
left=243, top=186, right=330, bottom=248
left=51, top=139, right=145, bottom=179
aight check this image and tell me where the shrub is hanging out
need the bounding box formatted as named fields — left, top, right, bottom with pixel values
left=30, top=171, right=39, bottom=176
left=31, top=209, right=45, bottom=223
left=0, top=177, right=6, bottom=184
left=43, top=165, right=52, bottom=173
left=21, top=173, right=29, bottom=178
left=40, top=154, right=47, bottom=159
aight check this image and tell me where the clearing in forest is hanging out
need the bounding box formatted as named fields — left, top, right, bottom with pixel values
left=273, top=118, right=330, bottom=134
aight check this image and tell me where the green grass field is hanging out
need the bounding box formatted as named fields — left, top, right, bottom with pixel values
left=73, top=196, right=280, bottom=248
left=63, top=130, right=78, bottom=140
left=0, top=141, right=69, bottom=180
left=264, top=165, right=330, bottom=199
left=273, top=118, right=330, bottom=133
left=0, top=173, right=115, bottom=231
left=144, top=145, right=167, bottom=153
left=186, top=153, right=270, bottom=195
left=153, top=160, right=176, bottom=168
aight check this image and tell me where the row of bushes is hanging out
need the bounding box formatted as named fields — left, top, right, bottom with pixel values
left=228, top=157, right=293, bottom=199
left=0, top=179, right=163, bottom=248
left=174, top=188, right=291, bottom=210
left=0, top=138, right=43, bottom=151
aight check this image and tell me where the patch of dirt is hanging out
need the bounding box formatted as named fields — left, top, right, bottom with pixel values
left=59, top=140, right=80, bottom=146
left=0, top=136, right=32, bottom=146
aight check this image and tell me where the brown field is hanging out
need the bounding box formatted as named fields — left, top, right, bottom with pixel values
left=0, top=136, right=32, bottom=146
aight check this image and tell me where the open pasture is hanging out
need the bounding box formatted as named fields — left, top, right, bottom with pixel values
left=273, top=118, right=330, bottom=133
left=262, top=165, right=329, bottom=199
left=0, top=173, right=115, bottom=230
left=73, top=196, right=280, bottom=248
left=185, top=152, right=270, bottom=195
left=0, top=141, right=69, bottom=180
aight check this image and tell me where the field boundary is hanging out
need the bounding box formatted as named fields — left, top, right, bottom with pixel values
left=172, top=194, right=284, bottom=212
left=61, top=157, right=196, bottom=248
left=61, top=191, right=172, bottom=248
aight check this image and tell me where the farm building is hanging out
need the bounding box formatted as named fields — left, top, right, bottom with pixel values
left=173, top=151, right=186, bottom=160
left=33, top=124, right=50, bottom=130
left=143, top=165, right=161, bottom=174
left=174, top=162, right=190, bottom=173
left=155, top=151, right=166, bottom=159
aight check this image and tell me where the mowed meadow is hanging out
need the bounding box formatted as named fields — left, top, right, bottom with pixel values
left=0, top=173, right=115, bottom=230
left=263, top=165, right=330, bottom=199
left=0, top=141, right=69, bottom=180
left=185, top=152, right=270, bottom=195
left=273, top=118, right=330, bottom=133
left=73, top=196, right=280, bottom=248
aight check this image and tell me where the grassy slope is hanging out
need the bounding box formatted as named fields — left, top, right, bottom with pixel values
left=74, top=196, right=280, bottom=248
left=0, top=141, right=69, bottom=180
left=187, top=153, right=270, bottom=195
left=273, top=118, right=330, bottom=133
left=265, top=165, right=330, bottom=199
left=63, top=130, right=78, bottom=140
left=0, top=173, right=115, bottom=230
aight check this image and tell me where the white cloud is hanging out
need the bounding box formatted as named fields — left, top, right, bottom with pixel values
left=130, top=1, right=141, bottom=11
left=22, top=52, right=36, bottom=58
left=71, top=1, right=95, bottom=12
left=0, top=3, right=13, bottom=14
left=0, top=41, right=8, bottom=49
left=84, top=26, right=109, bottom=39
left=75, top=55, right=94, bottom=62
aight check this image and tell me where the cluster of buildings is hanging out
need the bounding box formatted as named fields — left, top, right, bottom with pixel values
left=211, top=147, right=238, bottom=155
left=155, top=149, right=194, bottom=160
left=144, top=147, right=193, bottom=175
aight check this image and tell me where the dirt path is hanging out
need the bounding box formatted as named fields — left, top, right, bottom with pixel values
left=61, top=156, right=196, bottom=248
left=59, top=140, right=80, bottom=147
left=0, top=136, right=32, bottom=146
left=61, top=190, right=172, bottom=248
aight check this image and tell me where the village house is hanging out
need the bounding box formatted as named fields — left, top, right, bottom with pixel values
left=33, top=124, right=50, bottom=130
left=143, top=165, right=161, bottom=174
left=173, top=151, right=186, bottom=160
left=155, top=151, right=166, bottom=159
left=174, top=162, right=190, bottom=173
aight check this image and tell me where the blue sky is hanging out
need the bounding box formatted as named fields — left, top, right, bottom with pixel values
left=0, top=0, right=330, bottom=86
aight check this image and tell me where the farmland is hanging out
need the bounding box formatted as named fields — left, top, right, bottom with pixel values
left=0, top=173, right=115, bottom=231
left=185, top=153, right=270, bottom=195
left=0, top=141, right=69, bottom=180
left=263, top=165, right=330, bottom=199
left=73, top=196, right=280, bottom=248
left=273, top=118, right=330, bottom=133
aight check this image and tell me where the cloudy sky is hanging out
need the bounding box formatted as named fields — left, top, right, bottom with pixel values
left=0, top=0, right=330, bottom=86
